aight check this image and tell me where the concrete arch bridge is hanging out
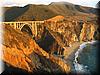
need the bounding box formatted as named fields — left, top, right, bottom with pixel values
left=2, top=21, right=44, bottom=37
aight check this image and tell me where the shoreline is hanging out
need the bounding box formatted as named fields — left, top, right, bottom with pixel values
left=64, top=40, right=98, bottom=73
left=63, top=42, right=83, bottom=72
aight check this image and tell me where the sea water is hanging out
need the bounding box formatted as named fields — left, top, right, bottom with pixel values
left=73, top=40, right=99, bottom=74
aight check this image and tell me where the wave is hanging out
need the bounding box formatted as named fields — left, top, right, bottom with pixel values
left=73, top=40, right=98, bottom=74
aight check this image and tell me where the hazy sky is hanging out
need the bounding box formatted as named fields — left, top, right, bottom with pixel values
left=0, top=0, right=99, bottom=8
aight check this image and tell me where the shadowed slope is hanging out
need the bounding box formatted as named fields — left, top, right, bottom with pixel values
left=4, top=5, right=30, bottom=21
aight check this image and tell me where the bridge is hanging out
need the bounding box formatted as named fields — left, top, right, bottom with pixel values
left=1, top=21, right=44, bottom=37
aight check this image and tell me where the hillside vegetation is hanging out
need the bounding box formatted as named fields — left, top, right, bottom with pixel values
left=3, top=2, right=97, bottom=21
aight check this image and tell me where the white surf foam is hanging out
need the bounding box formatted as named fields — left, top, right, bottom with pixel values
left=73, top=40, right=97, bottom=74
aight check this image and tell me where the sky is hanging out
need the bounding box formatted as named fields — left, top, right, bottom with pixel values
left=0, top=0, right=99, bottom=8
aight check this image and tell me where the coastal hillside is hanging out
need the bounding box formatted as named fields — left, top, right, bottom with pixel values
left=2, top=1, right=99, bottom=74
left=2, top=25, right=70, bottom=74
left=3, top=2, right=97, bottom=21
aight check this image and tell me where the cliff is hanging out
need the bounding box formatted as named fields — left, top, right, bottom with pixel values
left=2, top=25, right=70, bottom=74
left=79, top=22, right=97, bottom=41
left=42, top=16, right=98, bottom=57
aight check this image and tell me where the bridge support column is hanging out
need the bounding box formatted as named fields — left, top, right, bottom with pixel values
left=31, top=22, right=37, bottom=38
left=35, top=24, right=37, bottom=37
left=13, top=22, right=17, bottom=29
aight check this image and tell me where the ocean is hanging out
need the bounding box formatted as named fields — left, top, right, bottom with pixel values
left=73, top=40, right=99, bottom=74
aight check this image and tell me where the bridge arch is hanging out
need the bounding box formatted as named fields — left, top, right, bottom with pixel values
left=21, top=24, right=33, bottom=36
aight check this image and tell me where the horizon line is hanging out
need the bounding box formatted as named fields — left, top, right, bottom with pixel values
left=1, top=1, right=97, bottom=8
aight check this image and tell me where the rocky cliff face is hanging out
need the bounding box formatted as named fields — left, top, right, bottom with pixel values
left=79, top=22, right=97, bottom=41
left=2, top=25, right=70, bottom=74
left=1, top=16, right=99, bottom=75
left=40, top=16, right=98, bottom=56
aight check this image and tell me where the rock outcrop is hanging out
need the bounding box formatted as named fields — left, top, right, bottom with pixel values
left=79, top=22, right=96, bottom=41
left=42, top=16, right=98, bottom=56
left=2, top=25, right=70, bottom=74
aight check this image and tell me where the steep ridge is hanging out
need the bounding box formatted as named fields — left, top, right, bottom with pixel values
left=2, top=25, right=71, bottom=74
left=3, top=2, right=97, bottom=21
left=15, top=4, right=58, bottom=21
left=48, top=2, right=77, bottom=16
